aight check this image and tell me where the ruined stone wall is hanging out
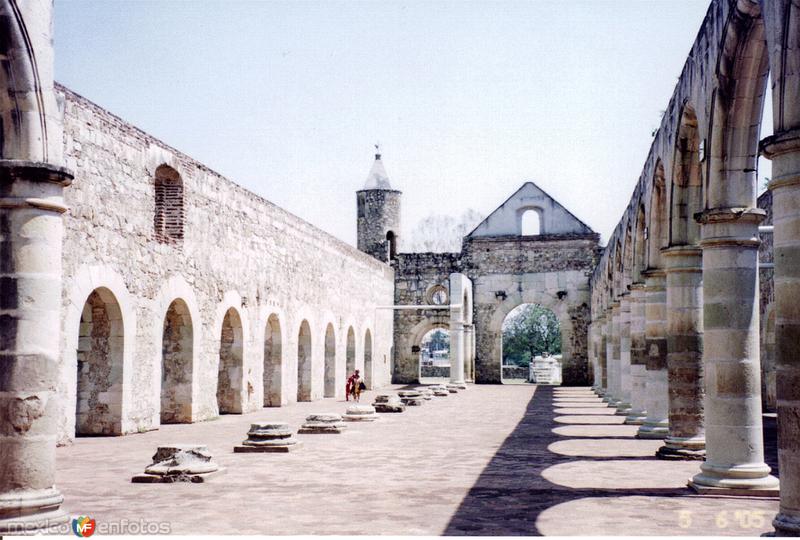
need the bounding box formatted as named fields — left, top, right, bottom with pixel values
left=463, top=235, right=599, bottom=385
left=56, top=84, right=395, bottom=443
left=392, top=252, right=459, bottom=383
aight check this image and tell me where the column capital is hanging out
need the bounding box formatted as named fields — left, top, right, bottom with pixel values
left=0, top=160, right=73, bottom=186
left=761, top=128, right=800, bottom=160
left=641, top=268, right=666, bottom=279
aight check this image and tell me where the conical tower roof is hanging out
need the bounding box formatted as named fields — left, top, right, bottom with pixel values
left=363, top=148, right=393, bottom=190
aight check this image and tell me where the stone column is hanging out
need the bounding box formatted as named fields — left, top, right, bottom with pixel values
left=0, top=163, right=72, bottom=533
left=603, top=305, right=621, bottom=406
left=596, top=316, right=607, bottom=395
left=657, top=246, right=705, bottom=460
left=449, top=321, right=465, bottom=385
left=588, top=322, right=600, bottom=391
left=687, top=209, right=778, bottom=493
left=637, top=270, right=669, bottom=439
left=763, top=129, right=800, bottom=534
left=626, top=284, right=648, bottom=424
left=463, top=325, right=475, bottom=383
left=616, top=295, right=633, bottom=415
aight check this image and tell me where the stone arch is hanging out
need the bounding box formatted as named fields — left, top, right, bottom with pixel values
left=346, top=325, right=357, bottom=376
left=648, top=160, right=668, bottom=269
left=668, top=102, right=703, bottom=247
left=151, top=275, right=201, bottom=425
left=153, top=164, right=185, bottom=244
left=707, top=3, right=769, bottom=210
left=159, top=299, right=193, bottom=423
left=622, top=218, right=634, bottom=290
left=75, top=287, right=125, bottom=435
left=363, top=328, right=374, bottom=389
left=488, top=290, right=574, bottom=385
left=324, top=323, right=336, bottom=397
left=633, top=201, right=647, bottom=282
left=217, top=307, right=245, bottom=414
left=62, top=265, right=136, bottom=440
left=263, top=313, right=283, bottom=407
left=297, top=320, right=313, bottom=402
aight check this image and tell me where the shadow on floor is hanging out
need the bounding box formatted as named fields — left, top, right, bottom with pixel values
left=443, top=386, right=779, bottom=536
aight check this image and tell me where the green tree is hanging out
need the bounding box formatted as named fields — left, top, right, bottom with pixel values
left=502, top=304, right=561, bottom=367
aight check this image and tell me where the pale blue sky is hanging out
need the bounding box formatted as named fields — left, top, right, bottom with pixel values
left=54, top=1, right=768, bottom=247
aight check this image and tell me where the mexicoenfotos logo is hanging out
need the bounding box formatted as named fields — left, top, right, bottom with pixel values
left=72, top=515, right=97, bottom=537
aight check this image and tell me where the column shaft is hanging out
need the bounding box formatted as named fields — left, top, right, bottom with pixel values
left=616, top=295, right=633, bottom=415
left=657, top=246, right=706, bottom=460
left=450, top=322, right=465, bottom=385
left=626, top=284, right=648, bottom=424
left=638, top=270, right=669, bottom=439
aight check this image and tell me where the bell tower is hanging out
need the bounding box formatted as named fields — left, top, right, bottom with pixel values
left=356, top=146, right=402, bottom=263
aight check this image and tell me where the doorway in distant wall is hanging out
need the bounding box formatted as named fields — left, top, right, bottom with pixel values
left=161, top=299, right=193, bottom=423
left=217, top=307, right=244, bottom=413
left=419, top=327, right=450, bottom=384
left=501, top=304, right=561, bottom=384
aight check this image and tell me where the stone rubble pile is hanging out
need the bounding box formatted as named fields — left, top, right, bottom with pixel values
left=343, top=404, right=380, bottom=422
left=132, top=444, right=224, bottom=483
left=372, top=394, right=406, bottom=413
left=398, top=390, right=425, bottom=406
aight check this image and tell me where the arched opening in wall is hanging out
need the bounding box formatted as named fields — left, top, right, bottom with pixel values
left=263, top=314, right=282, bottom=407
left=324, top=323, right=336, bottom=398
left=160, top=299, right=193, bottom=424
left=419, top=327, right=450, bottom=383
left=649, top=161, right=667, bottom=269
left=297, top=320, right=312, bottom=402
left=75, top=288, right=124, bottom=436
left=217, top=307, right=244, bottom=414
left=670, top=104, right=703, bottom=246
left=633, top=204, right=646, bottom=283
left=757, top=74, right=773, bottom=197
left=154, top=164, right=184, bottom=244
left=346, top=326, right=356, bottom=376
left=520, top=209, right=541, bottom=236
left=364, top=329, right=373, bottom=389
left=501, top=303, right=561, bottom=384
left=386, top=231, right=397, bottom=261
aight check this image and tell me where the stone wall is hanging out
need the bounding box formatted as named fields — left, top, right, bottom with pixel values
left=392, top=252, right=459, bottom=383
left=464, top=235, right=599, bottom=385
left=56, top=84, right=395, bottom=443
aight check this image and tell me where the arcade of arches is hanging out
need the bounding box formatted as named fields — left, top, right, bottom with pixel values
left=3, top=0, right=800, bottom=535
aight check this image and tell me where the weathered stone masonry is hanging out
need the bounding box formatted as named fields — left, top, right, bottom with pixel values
left=56, top=85, right=395, bottom=443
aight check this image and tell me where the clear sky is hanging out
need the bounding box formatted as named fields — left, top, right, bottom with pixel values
left=54, top=1, right=768, bottom=247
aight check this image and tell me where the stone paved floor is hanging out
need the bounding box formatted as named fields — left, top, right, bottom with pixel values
left=52, top=385, right=779, bottom=535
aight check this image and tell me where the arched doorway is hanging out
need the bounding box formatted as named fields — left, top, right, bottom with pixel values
left=76, top=287, right=124, bottom=435
left=419, top=327, right=450, bottom=383
left=364, top=329, right=373, bottom=389
left=161, top=298, right=193, bottom=423
left=501, top=303, right=562, bottom=384
left=297, top=320, right=312, bottom=401
left=217, top=307, right=244, bottom=414
left=346, top=326, right=356, bottom=376
left=263, top=314, right=282, bottom=407
left=324, top=323, right=336, bottom=397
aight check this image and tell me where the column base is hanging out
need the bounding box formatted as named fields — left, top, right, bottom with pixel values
left=449, top=381, right=467, bottom=390
left=689, top=462, right=779, bottom=496
left=637, top=421, right=669, bottom=439
left=624, top=409, right=647, bottom=425
left=772, top=513, right=800, bottom=536
left=656, top=436, right=705, bottom=460
left=615, top=402, right=632, bottom=415
left=0, top=488, right=68, bottom=535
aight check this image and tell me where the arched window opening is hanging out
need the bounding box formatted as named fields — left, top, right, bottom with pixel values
left=364, top=329, right=373, bottom=390
left=324, top=323, right=336, bottom=398
left=217, top=308, right=244, bottom=414
left=297, top=320, right=312, bottom=402
left=501, top=303, right=561, bottom=384
left=386, top=231, right=397, bottom=261
left=76, top=288, right=124, bottom=435
left=154, top=164, right=184, bottom=244
left=161, top=299, right=193, bottom=424
left=419, top=328, right=450, bottom=383
left=520, top=209, right=541, bottom=236
left=263, top=314, right=282, bottom=407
